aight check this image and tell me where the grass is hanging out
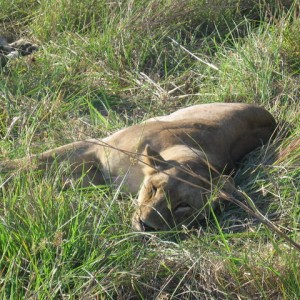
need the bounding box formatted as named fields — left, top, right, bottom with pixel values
left=1, top=0, right=300, bottom=298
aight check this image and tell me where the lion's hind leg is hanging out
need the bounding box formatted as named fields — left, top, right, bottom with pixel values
left=1, top=139, right=106, bottom=188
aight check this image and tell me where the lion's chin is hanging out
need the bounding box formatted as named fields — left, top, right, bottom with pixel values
left=131, top=213, right=157, bottom=232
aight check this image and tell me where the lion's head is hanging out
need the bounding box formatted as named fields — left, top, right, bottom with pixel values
left=132, top=145, right=235, bottom=231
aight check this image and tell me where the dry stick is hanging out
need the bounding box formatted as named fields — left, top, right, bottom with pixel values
left=3, top=130, right=299, bottom=251
left=0, top=174, right=15, bottom=189
left=79, top=120, right=299, bottom=250
left=4, top=116, right=21, bottom=140
left=85, top=140, right=300, bottom=252
left=84, top=138, right=213, bottom=190
left=0, top=137, right=212, bottom=191
left=221, top=190, right=300, bottom=252
left=169, top=37, right=220, bottom=72
left=139, top=72, right=166, bottom=94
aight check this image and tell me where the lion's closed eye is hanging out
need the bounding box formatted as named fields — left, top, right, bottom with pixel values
left=146, top=184, right=157, bottom=196
left=174, top=202, right=191, bottom=213
left=151, top=185, right=157, bottom=194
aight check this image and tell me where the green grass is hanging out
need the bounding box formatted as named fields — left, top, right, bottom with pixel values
left=1, top=0, right=300, bottom=298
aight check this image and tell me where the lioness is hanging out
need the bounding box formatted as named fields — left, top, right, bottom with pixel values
left=0, top=103, right=276, bottom=231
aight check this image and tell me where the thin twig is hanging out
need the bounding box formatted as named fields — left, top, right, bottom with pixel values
left=3, top=124, right=299, bottom=252
left=4, top=116, right=21, bottom=140
left=221, top=190, right=300, bottom=252
left=169, top=37, right=220, bottom=71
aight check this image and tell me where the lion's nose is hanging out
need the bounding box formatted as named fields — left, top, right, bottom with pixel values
left=139, top=218, right=156, bottom=232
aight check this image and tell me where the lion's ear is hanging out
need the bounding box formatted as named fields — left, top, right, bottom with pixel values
left=140, top=144, right=168, bottom=174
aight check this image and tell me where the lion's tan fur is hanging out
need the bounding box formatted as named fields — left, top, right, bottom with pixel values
left=0, top=103, right=276, bottom=231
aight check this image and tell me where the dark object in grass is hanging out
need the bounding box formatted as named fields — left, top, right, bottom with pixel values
left=0, top=37, right=38, bottom=68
